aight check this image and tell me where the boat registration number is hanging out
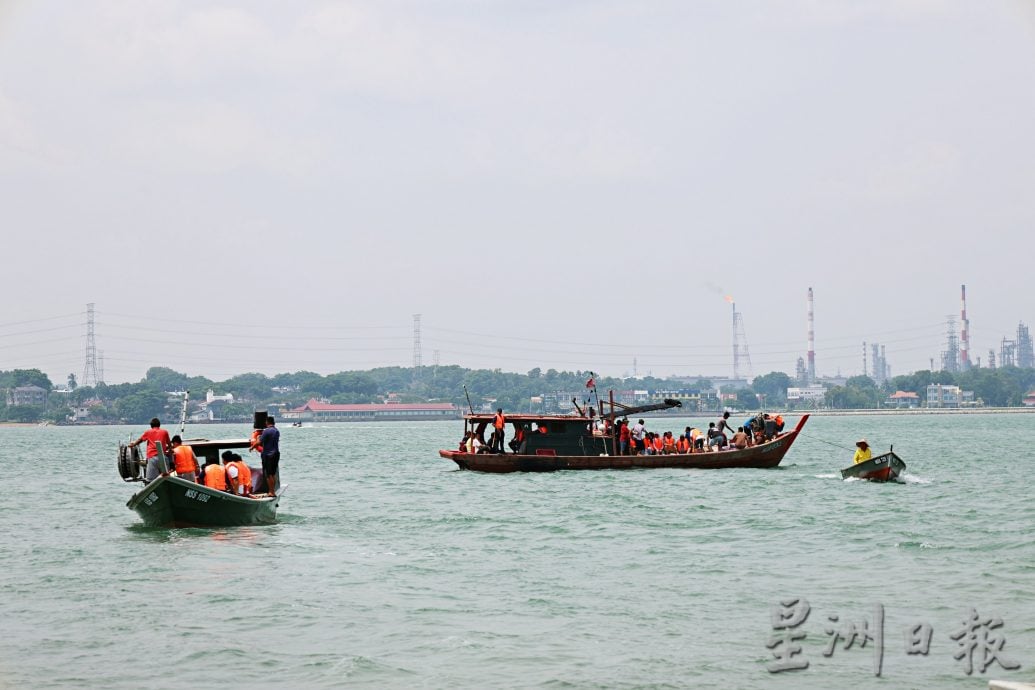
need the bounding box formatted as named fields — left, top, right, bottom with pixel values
left=184, top=489, right=210, bottom=503
left=143, top=492, right=159, bottom=506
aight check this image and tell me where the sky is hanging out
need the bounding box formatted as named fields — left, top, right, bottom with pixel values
left=2, top=0, right=1034, bottom=386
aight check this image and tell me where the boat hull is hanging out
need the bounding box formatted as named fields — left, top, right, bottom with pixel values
left=126, top=475, right=279, bottom=528
left=840, top=452, right=906, bottom=482
left=440, top=415, right=808, bottom=473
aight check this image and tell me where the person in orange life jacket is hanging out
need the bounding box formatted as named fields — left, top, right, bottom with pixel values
left=774, top=414, right=785, bottom=434
left=170, top=435, right=200, bottom=483
left=653, top=434, right=665, bottom=454
left=508, top=424, right=527, bottom=454
left=225, top=453, right=252, bottom=496
left=662, top=432, right=676, bottom=454
left=676, top=434, right=690, bottom=453
left=491, top=408, right=506, bottom=453
left=249, top=428, right=263, bottom=455
left=203, top=454, right=227, bottom=491
left=129, top=417, right=172, bottom=482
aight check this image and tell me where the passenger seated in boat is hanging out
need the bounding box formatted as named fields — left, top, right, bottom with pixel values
left=676, top=434, right=690, bottom=453
left=202, top=455, right=227, bottom=491
left=170, top=435, right=200, bottom=483
left=853, top=439, right=872, bottom=465
left=662, top=432, right=676, bottom=454
left=652, top=433, right=664, bottom=455
left=774, top=414, right=785, bottom=434
left=508, top=425, right=528, bottom=454
left=464, top=432, right=482, bottom=454
left=730, top=427, right=749, bottom=450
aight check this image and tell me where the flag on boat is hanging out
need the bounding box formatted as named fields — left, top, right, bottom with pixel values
left=585, top=376, right=595, bottom=389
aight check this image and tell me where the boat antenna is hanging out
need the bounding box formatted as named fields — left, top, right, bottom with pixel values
left=179, top=390, right=190, bottom=435
left=462, top=385, right=474, bottom=415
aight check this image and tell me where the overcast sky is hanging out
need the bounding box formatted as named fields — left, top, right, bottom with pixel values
left=2, top=0, right=1034, bottom=386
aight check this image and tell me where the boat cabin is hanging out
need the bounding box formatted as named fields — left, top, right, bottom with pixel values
left=465, top=414, right=613, bottom=456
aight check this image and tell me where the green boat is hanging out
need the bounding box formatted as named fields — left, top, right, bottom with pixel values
left=119, top=437, right=282, bottom=528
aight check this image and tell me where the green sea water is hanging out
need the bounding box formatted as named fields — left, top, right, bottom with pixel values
left=1, top=414, right=1033, bottom=689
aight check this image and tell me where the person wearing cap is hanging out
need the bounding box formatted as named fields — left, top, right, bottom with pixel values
left=853, top=439, right=872, bottom=465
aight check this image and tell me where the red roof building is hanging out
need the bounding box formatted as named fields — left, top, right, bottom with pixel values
left=284, top=399, right=460, bottom=422
left=886, top=391, right=920, bottom=409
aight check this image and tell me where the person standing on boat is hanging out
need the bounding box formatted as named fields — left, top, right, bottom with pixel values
left=254, top=416, right=281, bottom=495
left=618, top=420, right=631, bottom=455
left=630, top=419, right=646, bottom=455
left=169, top=435, right=200, bottom=483
left=491, top=408, right=506, bottom=453
left=853, top=439, right=872, bottom=465
left=716, top=411, right=735, bottom=437
left=128, top=417, right=172, bottom=482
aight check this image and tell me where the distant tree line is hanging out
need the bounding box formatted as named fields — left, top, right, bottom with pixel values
left=2, top=363, right=1034, bottom=424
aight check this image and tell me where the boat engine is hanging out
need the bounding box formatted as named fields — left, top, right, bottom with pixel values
left=117, top=442, right=143, bottom=482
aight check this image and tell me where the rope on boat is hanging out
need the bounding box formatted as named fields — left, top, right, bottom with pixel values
left=798, top=431, right=893, bottom=455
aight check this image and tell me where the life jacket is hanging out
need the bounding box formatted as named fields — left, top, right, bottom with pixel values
left=652, top=436, right=664, bottom=452
left=677, top=437, right=689, bottom=452
left=775, top=415, right=784, bottom=427
left=250, top=429, right=263, bottom=454
left=203, top=464, right=227, bottom=491
left=663, top=436, right=676, bottom=450
left=172, top=446, right=197, bottom=474
left=493, top=413, right=505, bottom=430
left=228, top=460, right=252, bottom=495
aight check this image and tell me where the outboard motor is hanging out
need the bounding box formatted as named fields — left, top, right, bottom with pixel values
left=117, top=442, right=143, bottom=482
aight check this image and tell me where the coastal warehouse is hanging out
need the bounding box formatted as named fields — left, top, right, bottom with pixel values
left=284, top=399, right=460, bottom=422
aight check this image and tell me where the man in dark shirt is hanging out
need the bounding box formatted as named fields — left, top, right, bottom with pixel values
left=254, top=416, right=281, bottom=495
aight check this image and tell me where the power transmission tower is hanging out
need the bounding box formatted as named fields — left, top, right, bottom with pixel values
left=412, top=314, right=423, bottom=381
left=82, top=303, right=100, bottom=387
left=731, top=301, right=752, bottom=380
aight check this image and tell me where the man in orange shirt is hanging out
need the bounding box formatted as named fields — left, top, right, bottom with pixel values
left=129, top=417, right=172, bottom=483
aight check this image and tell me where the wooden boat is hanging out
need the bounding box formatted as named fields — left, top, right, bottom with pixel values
left=439, top=394, right=809, bottom=473
left=840, top=451, right=906, bottom=482
left=118, top=436, right=282, bottom=528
